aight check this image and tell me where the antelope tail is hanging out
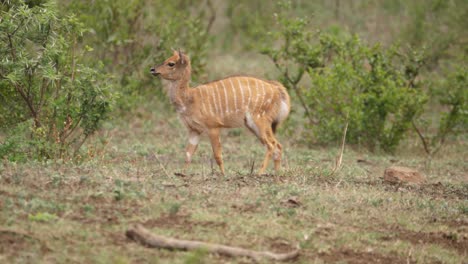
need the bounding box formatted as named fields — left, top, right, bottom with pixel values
left=271, top=82, right=291, bottom=134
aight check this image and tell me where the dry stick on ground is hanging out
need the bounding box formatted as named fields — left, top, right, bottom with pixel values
left=154, top=152, right=170, bottom=178
left=126, top=224, right=299, bottom=262
left=249, top=158, right=255, bottom=176
left=331, top=119, right=349, bottom=181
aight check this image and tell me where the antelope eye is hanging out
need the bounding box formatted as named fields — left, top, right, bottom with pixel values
left=168, top=62, right=175, bottom=67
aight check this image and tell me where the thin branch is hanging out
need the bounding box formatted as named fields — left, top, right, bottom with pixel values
left=70, top=38, right=77, bottom=83
left=6, top=33, right=16, bottom=60
left=154, top=152, right=170, bottom=178
left=205, top=0, right=216, bottom=35
left=72, top=134, right=89, bottom=157
left=37, top=77, right=48, bottom=114
left=10, top=17, right=26, bottom=36
left=411, top=120, right=431, bottom=155
left=13, top=83, right=40, bottom=127
left=270, top=57, right=317, bottom=125
left=432, top=104, right=460, bottom=155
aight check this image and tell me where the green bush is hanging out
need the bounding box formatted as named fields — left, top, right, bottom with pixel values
left=305, top=37, right=427, bottom=152
left=0, top=1, right=114, bottom=160
left=261, top=8, right=427, bottom=152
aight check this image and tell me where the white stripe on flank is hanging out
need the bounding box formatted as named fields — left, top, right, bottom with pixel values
left=206, top=87, right=214, bottom=116
left=260, top=81, right=266, bottom=114
left=211, top=84, right=219, bottom=115
left=254, top=79, right=260, bottom=111
left=237, top=78, right=245, bottom=110
left=214, top=82, right=223, bottom=117
left=246, top=78, right=252, bottom=108
left=199, top=87, right=208, bottom=115
left=229, top=79, right=237, bottom=112
left=220, top=80, right=230, bottom=114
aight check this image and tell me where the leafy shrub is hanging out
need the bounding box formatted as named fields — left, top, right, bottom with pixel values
left=305, top=37, right=427, bottom=152
left=261, top=7, right=427, bottom=152
left=0, top=1, right=114, bottom=160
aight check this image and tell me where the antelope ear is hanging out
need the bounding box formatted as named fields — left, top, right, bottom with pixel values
left=172, top=48, right=178, bottom=56
left=178, top=49, right=186, bottom=65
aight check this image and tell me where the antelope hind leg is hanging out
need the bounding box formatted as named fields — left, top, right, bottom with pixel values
left=208, top=128, right=225, bottom=175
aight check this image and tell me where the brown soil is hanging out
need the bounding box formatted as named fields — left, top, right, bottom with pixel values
left=231, top=202, right=262, bottom=213
left=0, top=229, right=49, bottom=257
left=381, top=225, right=468, bottom=255
left=356, top=179, right=468, bottom=200
left=0, top=231, right=32, bottom=255
left=266, top=236, right=297, bottom=253
left=70, top=205, right=134, bottom=224
left=417, top=182, right=468, bottom=200
left=319, top=249, right=411, bottom=264
left=443, top=218, right=468, bottom=231
left=141, top=213, right=227, bottom=232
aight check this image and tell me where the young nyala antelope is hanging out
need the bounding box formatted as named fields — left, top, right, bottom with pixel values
left=150, top=50, right=290, bottom=175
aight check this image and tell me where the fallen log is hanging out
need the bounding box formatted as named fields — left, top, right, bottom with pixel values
left=126, top=224, right=299, bottom=262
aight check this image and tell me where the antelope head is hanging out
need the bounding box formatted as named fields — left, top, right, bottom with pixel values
left=150, top=50, right=189, bottom=81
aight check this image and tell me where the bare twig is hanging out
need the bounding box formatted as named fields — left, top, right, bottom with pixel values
left=270, top=58, right=317, bottom=125
left=210, top=158, right=215, bottom=176
left=154, top=152, right=170, bottom=178
left=6, top=33, right=17, bottom=60
left=411, top=120, right=431, bottom=156
left=331, top=118, right=349, bottom=175
left=407, top=247, right=413, bottom=264
left=249, top=158, right=255, bottom=176
left=126, top=224, right=299, bottom=262
left=13, top=83, right=41, bottom=127
left=73, top=134, right=89, bottom=157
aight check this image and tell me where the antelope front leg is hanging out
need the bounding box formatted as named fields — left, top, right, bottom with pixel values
left=208, top=128, right=225, bottom=175
left=184, top=130, right=201, bottom=169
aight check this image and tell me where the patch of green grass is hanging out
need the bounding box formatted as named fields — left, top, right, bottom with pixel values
left=28, top=212, right=58, bottom=223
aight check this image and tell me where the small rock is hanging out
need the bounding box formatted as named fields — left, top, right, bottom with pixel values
left=384, top=166, right=426, bottom=184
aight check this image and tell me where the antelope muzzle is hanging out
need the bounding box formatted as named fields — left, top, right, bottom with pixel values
left=150, top=67, right=160, bottom=76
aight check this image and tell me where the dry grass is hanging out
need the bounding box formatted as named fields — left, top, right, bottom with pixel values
left=0, top=105, right=467, bottom=264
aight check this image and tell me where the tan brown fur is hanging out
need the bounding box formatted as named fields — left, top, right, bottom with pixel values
left=151, top=51, right=290, bottom=175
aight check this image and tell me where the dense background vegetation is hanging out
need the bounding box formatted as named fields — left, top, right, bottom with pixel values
left=0, top=0, right=466, bottom=159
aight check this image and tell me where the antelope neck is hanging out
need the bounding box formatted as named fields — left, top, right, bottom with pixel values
left=168, top=70, right=191, bottom=113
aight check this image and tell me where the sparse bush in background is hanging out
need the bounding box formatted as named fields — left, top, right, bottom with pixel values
left=63, top=0, right=214, bottom=109
left=413, top=67, right=468, bottom=156
left=261, top=7, right=427, bottom=152
left=0, top=1, right=114, bottom=161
